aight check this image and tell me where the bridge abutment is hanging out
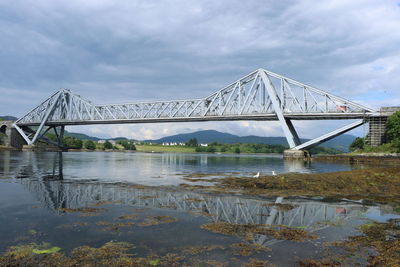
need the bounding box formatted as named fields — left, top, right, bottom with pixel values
left=368, top=107, right=400, bottom=147
left=0, top=121, right=26, bottom=149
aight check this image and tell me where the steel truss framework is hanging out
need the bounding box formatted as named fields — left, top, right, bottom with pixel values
left=14, top=68, right=376, bottom=149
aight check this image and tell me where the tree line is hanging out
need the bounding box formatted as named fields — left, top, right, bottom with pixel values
left=192, top=140, right=341, bottom=154
left=46, top=134, right=136, bottom=151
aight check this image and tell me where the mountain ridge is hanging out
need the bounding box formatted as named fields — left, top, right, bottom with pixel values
left=145, top=129, right=355, bottom=152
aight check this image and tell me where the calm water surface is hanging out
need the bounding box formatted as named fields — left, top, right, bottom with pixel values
left=0, top=151, right=366, bottom=185
left=0, top=151, right=398, bottom=266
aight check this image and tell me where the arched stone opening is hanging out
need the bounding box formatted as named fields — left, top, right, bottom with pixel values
left=0, top=125, right=7, bottom=135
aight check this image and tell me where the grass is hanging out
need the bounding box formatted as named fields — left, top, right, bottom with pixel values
left=135, top=145, right=196, bottom=153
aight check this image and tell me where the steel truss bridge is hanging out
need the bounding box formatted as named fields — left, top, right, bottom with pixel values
left=14, top=68, right=376, bottom=150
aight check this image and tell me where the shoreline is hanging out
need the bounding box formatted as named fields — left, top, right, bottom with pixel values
left=3, top=145, right=400, bottom=165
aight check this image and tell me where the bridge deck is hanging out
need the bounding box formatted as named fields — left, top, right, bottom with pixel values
left=16, top=113, right=371, bottom=126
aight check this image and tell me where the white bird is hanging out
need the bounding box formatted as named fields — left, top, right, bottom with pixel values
left=253, top=172, right=260, bottom=178
left=272, top=171, right=277, bottom=176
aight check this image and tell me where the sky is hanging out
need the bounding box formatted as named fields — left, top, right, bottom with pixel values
left=0, top=0, right=399, bottom=140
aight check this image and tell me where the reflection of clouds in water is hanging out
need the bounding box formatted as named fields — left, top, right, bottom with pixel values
left=15, top=174, right=370, bottom=246
left=3, top=150, right=397, bottom=247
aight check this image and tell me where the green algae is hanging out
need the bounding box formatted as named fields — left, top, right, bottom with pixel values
left=28, top=229, right=37, bottom=235
left=149, top=258, right=160, bottom=265
left=32, top=246, right=61, bottom=254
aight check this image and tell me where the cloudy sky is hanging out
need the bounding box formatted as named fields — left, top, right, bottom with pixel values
left=1, top=0, right=399, bottom=140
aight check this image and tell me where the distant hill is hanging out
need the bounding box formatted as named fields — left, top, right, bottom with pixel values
left=64, top=131, right=101, bottom=141
left=145, top=130, right=356, bottom=152
left=64, top=131, right=130, bottom=141
left=0, top=115, right=18, bottom=121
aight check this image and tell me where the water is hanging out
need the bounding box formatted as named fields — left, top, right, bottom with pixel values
left=0, top=151, right=398, bottom=266
left=1, top=151, right=363, bottom=186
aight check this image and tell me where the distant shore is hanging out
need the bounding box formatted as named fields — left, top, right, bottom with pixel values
left=2, top=145, right=400, bottom=165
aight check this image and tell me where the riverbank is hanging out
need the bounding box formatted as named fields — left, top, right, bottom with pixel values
left=0, top=145, right=18, bottom=151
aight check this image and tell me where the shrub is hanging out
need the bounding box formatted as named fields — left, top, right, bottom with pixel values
left=386, top=111, right=400, bottom=142
left=84, top=140, right=96, bottom=150
left=349, top=137, right=365, bottom=151
left=63, top=137, right=82, bottom=149
left=116, top=140, right=136, bottom=150
left=195, top=147, right=206, bottom=152
left=206, top=147, right=216, bottom=153
left=104, top=141, right=113, bottom=150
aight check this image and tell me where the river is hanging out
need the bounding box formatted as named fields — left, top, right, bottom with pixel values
left=0, top=151, right=398, bottom=266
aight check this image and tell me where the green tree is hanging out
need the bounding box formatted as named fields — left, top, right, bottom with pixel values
left=104, top=141, right=113, bottom=150
left=349, top=137, right=365, bottom=152
left=386, top=111, right=400, bottom=142
left=185, top=138, right=198, bottom=147
left=234, top=147, right=241, bottom=154
left=84, top=140, right=96, bottom=150
left=117, top=140, right=136, bottom=150
left=206, top=146, right=216, bottom=153
left=63, top=137, right=82, bottom=149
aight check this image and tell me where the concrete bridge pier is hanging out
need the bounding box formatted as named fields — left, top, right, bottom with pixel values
left=283, top=149, right=311, bottom=160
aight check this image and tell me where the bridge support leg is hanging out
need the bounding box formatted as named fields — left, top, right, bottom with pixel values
left=54, top=126, right=65, bottom=148
left=285, top=119, right=301, bottom=146
left=259, top=70, right=301, bottom=148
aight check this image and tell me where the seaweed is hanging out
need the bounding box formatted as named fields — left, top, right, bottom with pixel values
left=179, top=167, right=400, bottom=205
left=302, top=220, right=400, bottom=266
left=95, top=221, right=135, bottom=231
left=244, top=258, right=274, bottom=267
left=200, top=222, right=316, bottom=242
left=230, top=243, right=270, bottom=257
left=118, top=214, right=139, bottom=220
left=58, top=207, right=106, bottom=217
left=182, top=245, right=225, bottom=255
left=0, top=241, right=189, bottom=267
left=138, top=216, right=177, bottom=227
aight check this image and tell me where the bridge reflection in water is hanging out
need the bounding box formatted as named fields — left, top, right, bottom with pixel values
left=2, top=152, right=368, bottom=246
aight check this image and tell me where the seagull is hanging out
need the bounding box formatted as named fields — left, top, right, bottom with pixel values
left=272, top=171, right=277, bottom=176
left=253, top=172, right=260, bottom=178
